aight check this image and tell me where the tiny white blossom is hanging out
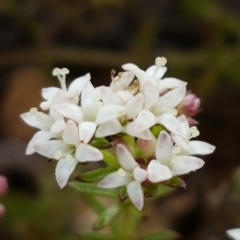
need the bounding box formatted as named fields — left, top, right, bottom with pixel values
left=122, top=57, right=187, bottom=94
left=171, top=115, right=216, bottom=154
left=226, top=228, right=240, bottom=240
left=98, top=144, right=148, bottom=210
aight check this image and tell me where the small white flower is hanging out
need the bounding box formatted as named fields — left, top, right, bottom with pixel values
left=98, top=144, right=148, bottom=210
left=122, top=57, right=187, bottom=94
left=226, top=228, right=240, bottom=240
left=147, top=130, right=205, bottom=180
left=33, top=120, right=102, bottom=188
left=171, top=115, right=216, bottom=154
left=40, top=68, right=90, bottom=110
left=133, top=80, right=186, bottom=134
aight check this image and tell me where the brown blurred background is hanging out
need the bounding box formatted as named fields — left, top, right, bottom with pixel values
left=0, top=0, right=240, bottom=239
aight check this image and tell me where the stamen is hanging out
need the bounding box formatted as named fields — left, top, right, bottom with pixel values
left=52, top=67, right=69, bottom=93
left=155, top=57, right=167, bottom=67
left=66, top=154, right=75, bottom=163
left=172, top=146, right=181, bottom=154
left=110, top=69, right=116, bottom=81
left=153, top=57, right=167, bottom=77
left=54, top=150, right=62, bottom=160
left=30, top=107, right=38, bottom=114
left=189, top=126, right=200, bottom=139
left=118, top=168, right=126, bottom=177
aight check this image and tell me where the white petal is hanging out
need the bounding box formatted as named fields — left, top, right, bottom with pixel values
left=157, top=113, right=181, bottom=135
left=98, top=172, right=132, bottom=188
left=101, top=86, right=123, bottom=106
left=156, top=131, right=173, bottom=165
left=42, top=87, right=59, bottom=100
left=53, top=103, right=83, bottom=122
left=117, top=144, right=138, bottom=171
left=125, top=93, right=144, bottom=119
left=79, top=121, right=97, bottom=144
left=188, top=141, right=216, bottom=155
left=55, top=157, right=78, bottom=188
left=135, top=109, right=156, bottom=132
left=95, top=119, right=122, bottom=137
left=155, top=87, right=186, bottom=110
left=158, top=78, right=187, bottom=94
left=122, top=63, right=146, bottom=85
left=34, top=140, right=71, bottom=159
left=26, top=131, right=53, bottom=155
left=125, top=122, right=151, bottom=140
left=177, top=115, right=189, bottom=139
left=147, top=160, right=172, bottom=183
left=75, top=144, right=103, bottom=162
left=172, top=134, right=189, bottom=152
left=116, top=91, right=133, bottom=104
left=95, top=105, right=126, bottom=124
left=146, top=65, right=167, bottom=79
left=81, top=98, right=98, bottom=121
left=20, top=112, right=54, bottom=130
left=63, top=120, right=79, bottom=145
left=133, top=167, right=147, bottom=183
left=127, top=181, right=144, bottom=210
left=143, top=81, right=159, bottom=109
left=226, top=228, right=240, bottom=240
left=68, top=73, right=91, bottom=95
left=50, top=118, right=66, bottom=134
left=81, top=81, right=96, bottom=103
left=111, top=71, right=134, bottom=92
left=171, top=156, right=204, bottom=175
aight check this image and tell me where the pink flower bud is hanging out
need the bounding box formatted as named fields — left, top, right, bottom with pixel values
left=137, top=133, right=156, bottom=158
left=177, top=92, right=201, bottom=118
left=0, top=176, right=8, bottom=195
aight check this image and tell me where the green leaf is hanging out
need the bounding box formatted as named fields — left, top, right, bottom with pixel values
left=69, top=181, right=118, bottom=198
left=78, top=231, right=113, bottom=240
left=144, top=184, right=158, bottom=198
left=166, top=176, right=186, bottom=189
left=140, top=230, right=180, bottom=240
left=90, top=137, right=110, bottom=149
left=101, top=149, right=120, bottom=168
left=93, top=203, right=123, bottom=230
left=151, top=125, right=164, bottom=138
left=79, top=167, right=115, bottom=182
left=82, top=195, right=105, bottom=214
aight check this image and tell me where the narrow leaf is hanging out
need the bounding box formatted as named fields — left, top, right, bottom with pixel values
left=79, top=167, right=115, bottom=182
left=69, top=181, right=118, bottom=198
left=93, top=203, right=123, bottom=230
left=166, top=176, right=186, bottom=189
left=90, top=137, right=110, bottom=149
left=82, top=195, right=105, bottom=214
left=101, top=149, right=120, bottom=168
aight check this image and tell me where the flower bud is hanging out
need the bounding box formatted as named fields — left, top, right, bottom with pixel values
left=177, top=92, right=201, bottom=118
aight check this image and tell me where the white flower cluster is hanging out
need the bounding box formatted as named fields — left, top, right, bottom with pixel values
left=21, top=57, right=215, bottom=210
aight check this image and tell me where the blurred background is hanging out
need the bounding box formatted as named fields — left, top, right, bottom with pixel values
left=0, top=0, right=240, bottom=239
